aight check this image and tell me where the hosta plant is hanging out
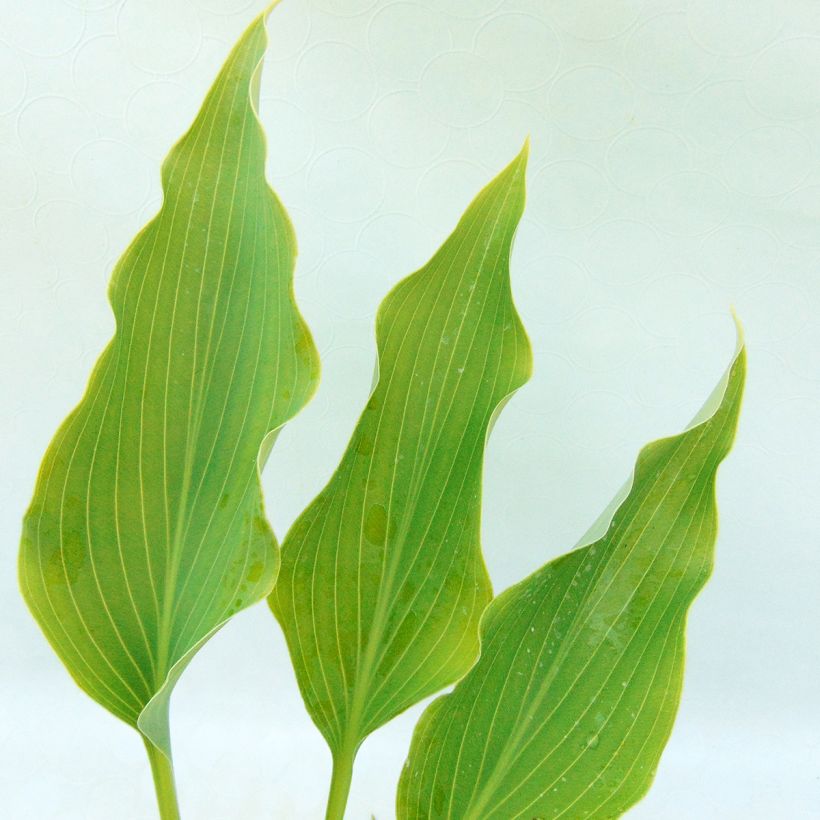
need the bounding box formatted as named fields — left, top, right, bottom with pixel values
left=270, top=138, right=532, bottom=819
left=397, top=331, right=745, bottom=819
left=20, top=6, right=746, bottom=820
left=19, top=9, right=319, bottom=818
left=269, top=147, right=745, bottom=817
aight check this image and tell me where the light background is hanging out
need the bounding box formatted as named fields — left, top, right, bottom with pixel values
left=2, top=0, right=819, bottom=817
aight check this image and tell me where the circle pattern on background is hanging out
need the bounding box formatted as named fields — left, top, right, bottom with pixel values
left=71, top=139, right=153, bottom=215
left=607, top=128, right=691, bottom=194
left=775, top=186, right=820, bottom=249
left=261, top=99, right=316, bottom=177
left=746, top=37, right=820, bottom=119
left=358, top=212, right=437, bottom=276
left=584, top=220, right=665, bottom=286
left=733, top=281, right=810, bottom=342
left=369, top=91, right=450, bottom=169
left=0, top=44, right=27, bottom=115
left=0, top=149, right=36, bottom=211
left=683, top=81, right=766, bottom=153
left=687, top=0, right=780, bottom=56
left=126, top=81, right=191, bottom=157
left=316, top=250, right=393, bottom=320
left=474, top=13, right=561, bottom=91
left=73, top=35, right=152, bottom=120
left=198, top=0, right=255, bottom=14
left=313, top=0, right=377, bottom=16
left=436, top=0, right=503, bottom=19
left=530, top=161, right=610, bottom=229
left=368, top=3, right=452, bottom=81
left=420, top=51, right=504, bottom=128
left=566, top=306, right=643, bottom=372
left=262, top=0, right=312, bottom=63
left=550, top=66, right=634, bottom=140
left=563, top=390, right=634, bottom=450
left=468, top=99, right=547, bottom=171
left=695, top=225, right=779, bottom=288
left=636, top=274, right=718, bottom=338
left=117, top=0, right=202, bottom=74
left=306, top=148, right=385, bottom=223
left=0, top=0, right=85, bottom=57
left=629, top=345, right=694, bottom=408
left=548, top=0, right=643, bottom=41
left=722, top=126, right=812, bottom=197
left=517, top=255, right=590, bottom=325
left=65, top=0, right=120, bottom=9
left=17, top=96, right=97, bottom=174
left=295, top=42, right=375, bottom=121
left=415, top=159, right=490, bottom=230
left=648, top=171, right=731, bottom=236
left=625, top=13, right=716, bottom=94
left=35, top=200, right=108, bottom=266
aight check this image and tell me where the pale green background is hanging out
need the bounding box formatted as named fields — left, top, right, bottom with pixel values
left=2, top=0, right=819, bottom=817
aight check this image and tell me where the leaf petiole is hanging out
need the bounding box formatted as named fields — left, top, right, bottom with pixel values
left=144, top=739, right=181, bottom=820
left=325, top=739, right=357, bottom=820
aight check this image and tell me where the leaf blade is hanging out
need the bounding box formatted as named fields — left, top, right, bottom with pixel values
left=398, top=327, right=746, bottom=819
left=271, top=145, right=533, bottom=761
left=18, top=9, right=318, bottom=754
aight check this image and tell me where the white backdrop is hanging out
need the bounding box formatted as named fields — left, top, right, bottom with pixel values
left=3, top=0, right=819, bottom=817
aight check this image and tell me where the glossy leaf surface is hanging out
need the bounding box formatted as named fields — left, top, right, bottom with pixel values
left=398, top=330, right=745, bottom=820
left=271, top=146, right=533, bottom=771
left=19, top=11, right=318, bottom=756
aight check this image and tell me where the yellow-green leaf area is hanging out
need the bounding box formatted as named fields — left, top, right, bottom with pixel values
left=18, top=11, right=318, bottom=755
left=271, top=145, right=533, bottom=763
left=398, top=329, right=745, bottom=820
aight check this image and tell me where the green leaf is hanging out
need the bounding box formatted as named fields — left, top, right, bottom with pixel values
left=18, top=6, right=317, bottom=770
left=397, top=325, right=745, bottom=820
left=270, top=144, right=533, bottom=814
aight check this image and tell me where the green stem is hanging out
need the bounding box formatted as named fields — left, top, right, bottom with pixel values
left=325, top=739, right=358, bottom=820
left=144, top=738, right=181, bottom=820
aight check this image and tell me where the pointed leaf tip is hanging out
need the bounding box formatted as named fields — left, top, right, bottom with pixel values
left=262, top=0, right=286, bottom=21
left=501, top=138, right=530, bottom=180
left=730, top=307, right=745, bottom=346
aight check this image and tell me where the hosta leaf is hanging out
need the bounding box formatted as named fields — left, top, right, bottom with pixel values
left=398, top=325, right=745, bottom=820
left=270, top=144, right=533, bottom=809
left=19, top=8, right=318, bottom=761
